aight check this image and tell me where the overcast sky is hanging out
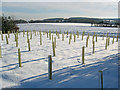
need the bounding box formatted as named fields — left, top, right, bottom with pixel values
left=1, top=0, right=119, bottom=20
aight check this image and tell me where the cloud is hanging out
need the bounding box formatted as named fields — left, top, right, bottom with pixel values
left=2, top=2, right=118, bottom=20
left=1, top=0, right=120, bottom=2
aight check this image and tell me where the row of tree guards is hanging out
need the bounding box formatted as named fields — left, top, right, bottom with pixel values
left=0, top=30, right=119, bottom=89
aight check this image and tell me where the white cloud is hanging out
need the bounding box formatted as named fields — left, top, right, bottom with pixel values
left=1, top=0, right=120, bottom=2
left=2, top=2, right=118, bottom=20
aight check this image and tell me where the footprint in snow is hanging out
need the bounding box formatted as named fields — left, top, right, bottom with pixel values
left=77, top=58, right=80, bottom=63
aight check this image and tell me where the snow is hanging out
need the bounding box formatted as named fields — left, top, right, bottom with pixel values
left=18, top=23, right=118, bottom=37
left=0, top=23, right=118, bottom=88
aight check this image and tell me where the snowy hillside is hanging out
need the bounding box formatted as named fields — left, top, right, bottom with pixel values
left=0, top=29, right=118, bottom=88
left=18, top=23, right=118, bottom=37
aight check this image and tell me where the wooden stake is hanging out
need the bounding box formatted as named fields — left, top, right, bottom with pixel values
left=48, top=55, right=52, bottom=80
left=105, top=38, right=108, bottom=50
left=52, top=42, right=55, bottom=56
left=47, top=32, right=48, bottom=38
left=82, top=33, right=84, bottom=40
left=69, top=35, right=71, bottom=45
left=8, top=31, right=10, bottom=38
left=88, top=33, right=89, bottom=39
left=86, top=37, right=88, bottom=47
left=92, top=35, right=94, bottom=44
left=6, top=35, right=8, bottom=44
left=108, top=37, right=110, bottom=46
left=1, top=32, right=3, bottom=40
left=112, top=35, right=114, bottom=44
left=117, top=34, right=119, bottom=42
left=54, top=37, right=56, bottom=48
left=93, top=41, right=95, bottom=54
left=82, top=46, right=85, bottom=64
left=40, top=33, right=42, bottom=45
left=49, top=31, right=51, bottom=40
left=52, top=35, right=53, bottom=43
left=107, top=33, right=109, bottom=37
left=98, top=71, right=103, bottom=89
left=96, top=34, right=97, bottom=42
left=67, top=31, right=68, bottom=36
left=23, top=30, right=25, bottom=37
left=62, top=34, right=64, bottom=41
left=102, top=33, right=104, bottom=40
left=28, top=39, right=31, bottom=51
left=18, top=48, right=22, bottom=67
left=56, top=31, right=57, bottom=35
left=74, top=34, right=76, bottom=42
left=77, top=31, right=79, bottom=38
left=58, top=32, right=59, bottom=39
left=16, top=38, right=18, bottom=47
left=30, top=32, right=32, bottom=39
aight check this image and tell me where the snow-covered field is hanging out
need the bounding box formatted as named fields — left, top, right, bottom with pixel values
left=0, top=23, right=118, bottom=88
left=18, top=23, right=118, bottom=37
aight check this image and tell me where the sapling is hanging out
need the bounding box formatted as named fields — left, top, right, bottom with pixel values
left=62, top=34, right=64, bottom=41
left=93, top=41, right=95, bottom=54
left=82, top=33, right=84, bottom=40
left=77, top=31, right=79, bottom=38
left=117, top=34, right=119, bottom=42
left=96, top=34, right=97, bottom=42
left=92, top=35, right=95, bottom=44
left=52, top=35, right=53, bottom=43
left=48, top=55, right=52, bottom=80
left=98, top=71, right=103, bottom=89
left=112, top=35, right=114, bottom=44
left=82, top=46, right=85, bottom=64
left=30, top=32, right=32, bottom=39
left=74, top=34, right=76, bottom=42
left=18, top=48, right=22, bottom=67
left=56, top=30, right=57, bottom=35
left=40, top=33, right=42, bottom=45
left=70, top=33, right=72, bottom=39
left=67, top=31, right=68, bottom=36
left=69, top=35, right=71, bottom=44
left=105, top=38, right=108, bottom=50
left=102, top=33, right=104, bottom=40
left=16, top=38, right=18, bottom=47
left=49, top=31, right=51, bottom=40
left=23, top=31, right=24, bottom=37
left=94, top=32, right=95, bottom=36
left=6, top=35, right=8, bottom=44
left=86, top=37, right=88, bottom=47
left=52, top=42, right=55, bottom=56
left=54, top=37, right=56, bottom=48
left=88, top=33, right=89, bottom=39
left=108, top=37, right=110, bottom=46
left=1, top=32, right=3, bottom=40
left=27, top=31, right=29, bottom=37
left=107, top=33, right=109, bottom=37
left=28, top=39, right=31, bottom=51
left=16, top=32, right=18, bottom=39
left=15, top=34, right=16, bottom=41
left=8, top=31, right=10, bottom=38
left=47, top=32, right=48, bottom=38
left=27, top=34, right=29, bottom=43
left=58, top=32, right=59, bottom=39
